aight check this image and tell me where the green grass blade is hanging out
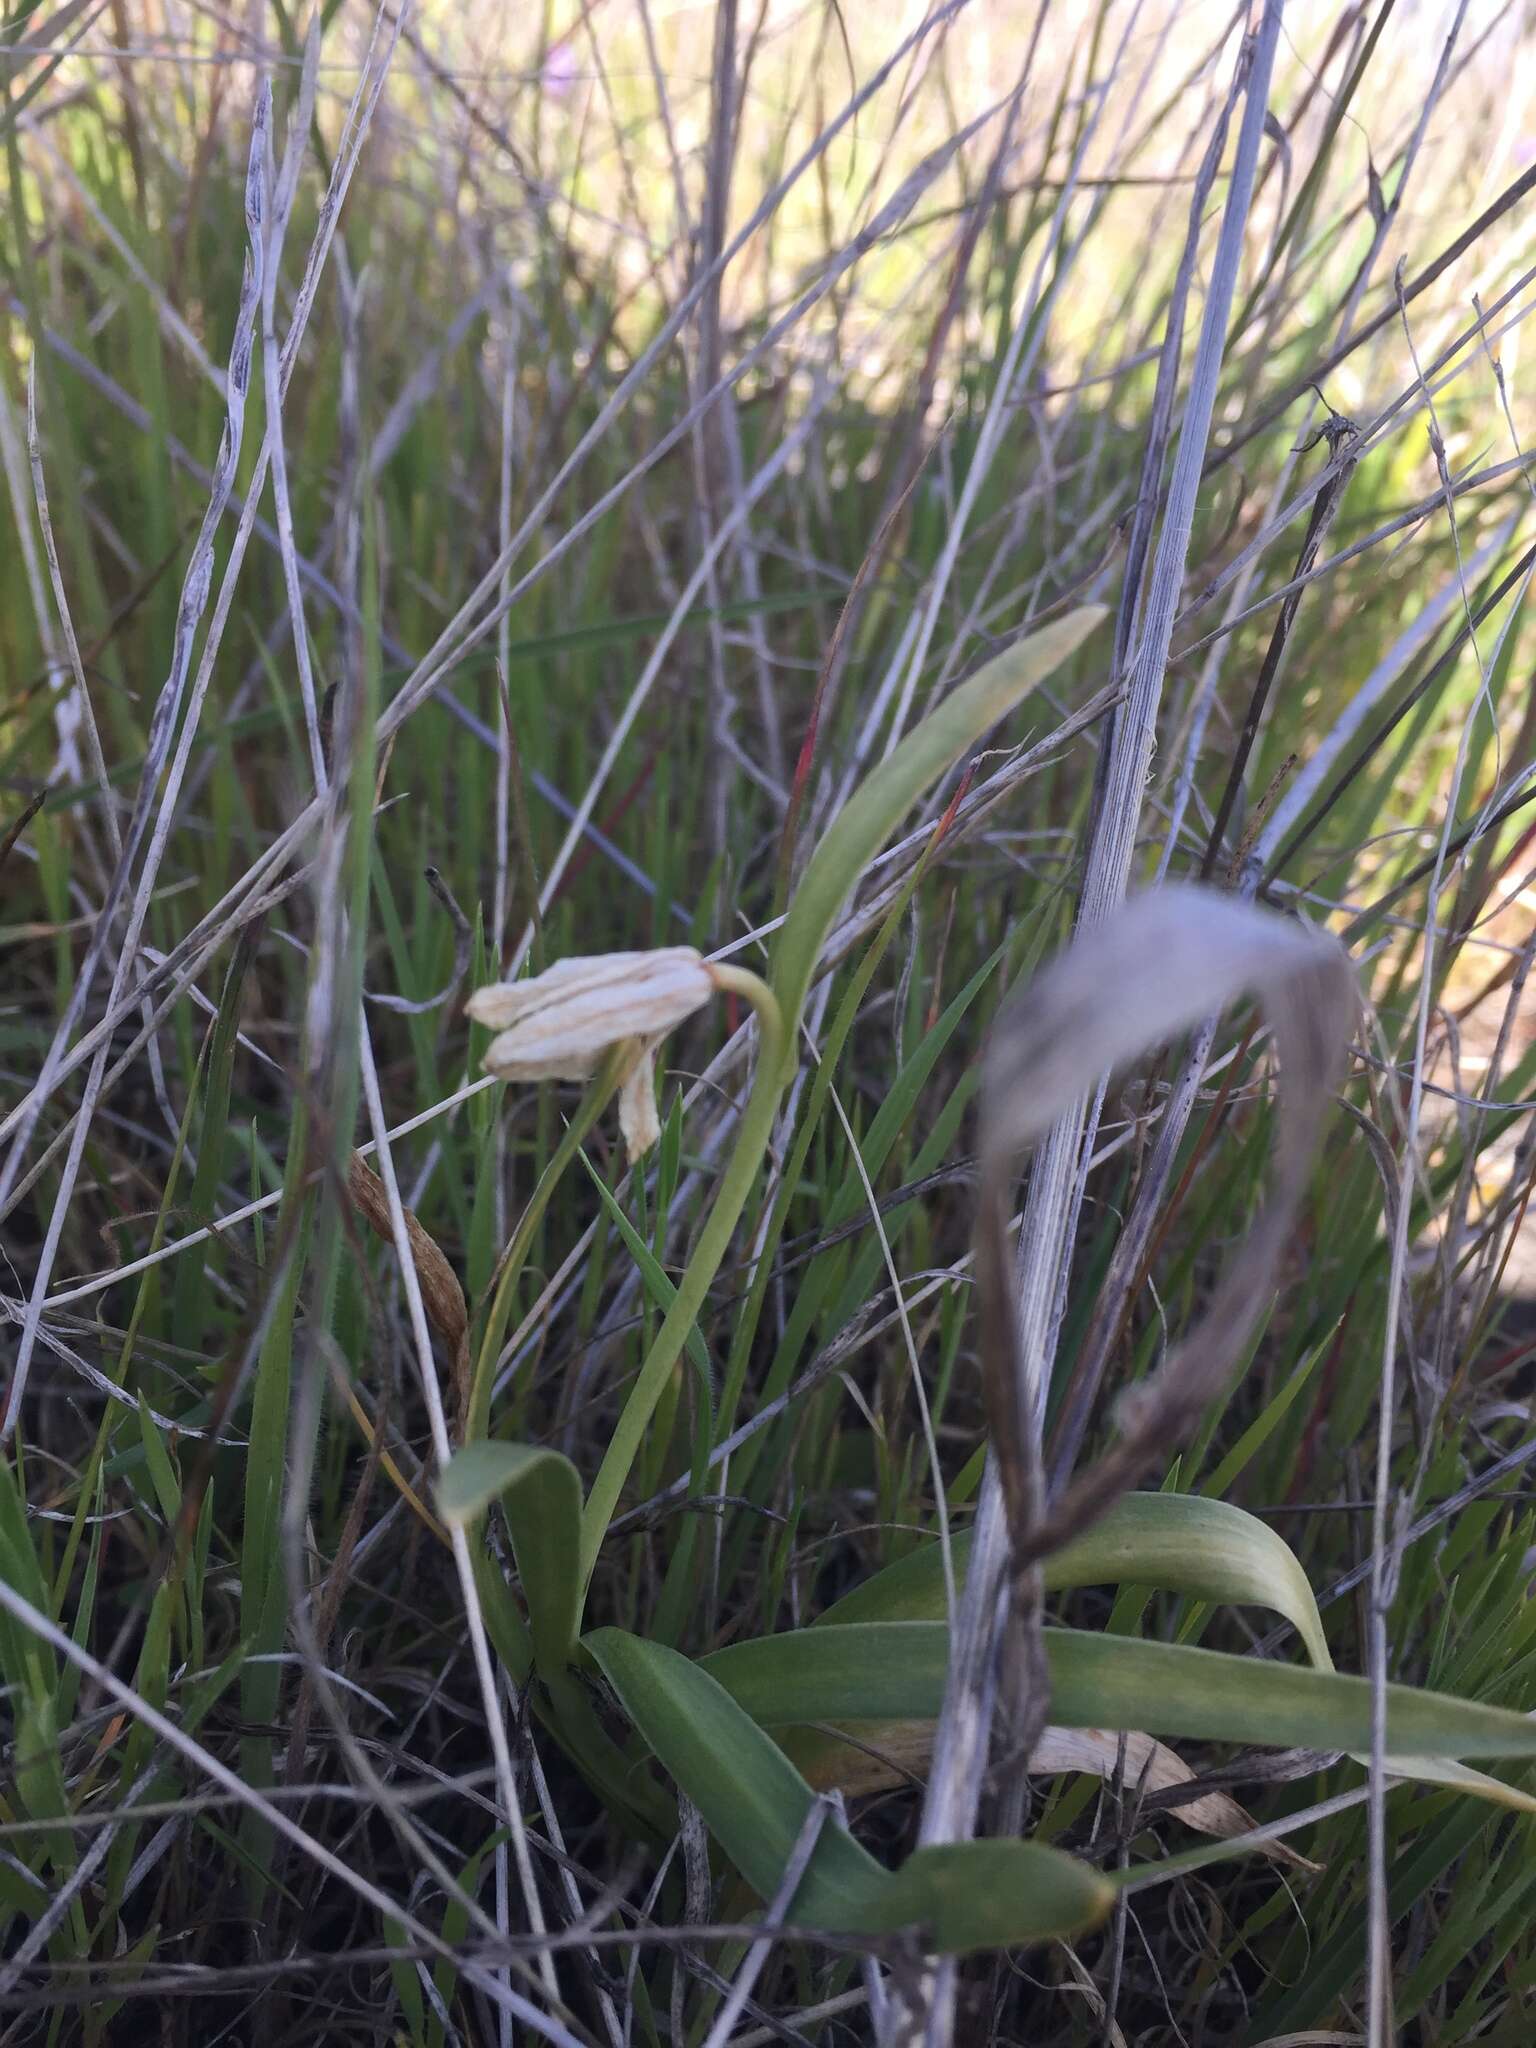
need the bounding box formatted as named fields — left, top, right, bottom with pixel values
left=771, top=609, right=1106, bottom=1036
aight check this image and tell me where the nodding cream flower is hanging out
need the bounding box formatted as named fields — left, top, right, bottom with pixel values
left=465, top=948, right=717, bottom=1163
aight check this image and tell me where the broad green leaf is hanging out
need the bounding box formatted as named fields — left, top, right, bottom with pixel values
left=438, top=1442, right=582, bottom=1673
left=812, top=1497, right=1531, bottom=1812
left=702, top=1623, right=1536, bottom=1771
left=1374, top=1754, right=1536, bottom=1817
left=586, top=1627, right=1111, bottom=1949
left=872, top=1840, right=1112, bottom=1952
left=588, top=1626, right=889, bottom=1918
left=818, top=1491, right=1331, bottom=1668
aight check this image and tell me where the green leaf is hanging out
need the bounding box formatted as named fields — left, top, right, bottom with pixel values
left=588, top=1626, right=887, bottom=1914
left=817, top=1490, right=1332, bottom=1668
left=873, top=1840, right=1112, bottom=1953
left=771, top=609, right=1106, bottom=1037
left=438, top=1442, right=582, bottom=1673
left=579, top=609, right=1107, bottom=1585
left=810, top=1494, right=1532, bottom=1813
left=703, top=1623, right=1536, bottom=1768
left=585, top=1627, right=1111, bottom=1950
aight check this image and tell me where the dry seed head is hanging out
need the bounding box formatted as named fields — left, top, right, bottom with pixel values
left=466, top=947, right=717, bottom=1161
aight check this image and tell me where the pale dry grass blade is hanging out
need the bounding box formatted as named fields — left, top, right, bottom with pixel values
left=823, top=1073, right=957, bottom=1623
left=493, top=298, right=520, bottom=957
left=901, top=14, right=1291, bottom=2041
left=30, top=127, right=228, bottom=398
left=374, top=49, right=995, bottom=759
left=259, top=19, right=326, bottom=791
left=12, top=8, right=1536, bottom=2033
left=355, top=1019, right=562, bottom=2004
left=1191, top=269, right=1536, bottom=634
left=0, top=1303, right=241, bottom=1437
left=1, top=5, right=987, bottom=1221
left=0, top=85, right=272, bottom=1431
left=1362, top=293, right=1523, bottom=2048
left=524, top=1735, right=626, bottom=2048
left=33, top=690, right=1107, bottom=1323
left=508, top=400, right=827, bottom=974
left=0, top=1761, right=159, bottom=2001
left=1, top=6, right=407, bottom=1435
left=22, top=369, right=117, bottom=849
left=873, top=11, right=1137, bottom=765
left=698, top=1798, right=832, bottom=2048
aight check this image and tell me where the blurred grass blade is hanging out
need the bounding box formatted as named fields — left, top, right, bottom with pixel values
left=978, top=884, right=1357, bottom=1567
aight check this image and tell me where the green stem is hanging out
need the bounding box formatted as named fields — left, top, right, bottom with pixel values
left=579, top=970, right=785, bottom=1589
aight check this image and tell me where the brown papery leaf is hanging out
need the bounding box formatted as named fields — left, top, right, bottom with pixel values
left=348, top=1154, right=470, bottom=1420
left=790, top=1719, right=1320, bottom=1871
left=978, top=884, right=1358, bottom=1573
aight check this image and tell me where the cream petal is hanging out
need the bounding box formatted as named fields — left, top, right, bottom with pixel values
left=481, top=1031, right=600, bottom=1082
left=481, top=1001, right=652, bottom=1076
left=465, top=981, right=540, bottom=1029
left=617, top=1050, right=661, bottom=1161
left=468, top=953, right=661, bottom=1029
left=467, top=948, right=713, bottom=1041
left=469, top=949, right=714, bottom=1117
